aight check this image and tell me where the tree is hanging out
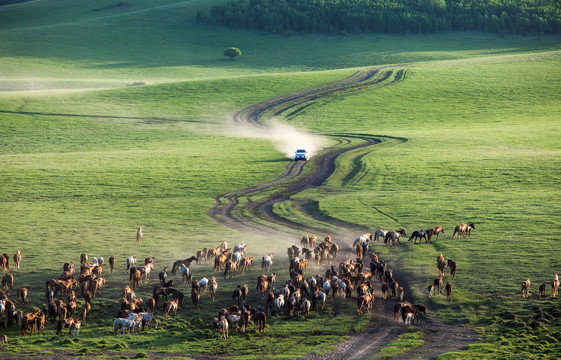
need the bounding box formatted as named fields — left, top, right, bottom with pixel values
left=224, top=47, right=242, bottom=60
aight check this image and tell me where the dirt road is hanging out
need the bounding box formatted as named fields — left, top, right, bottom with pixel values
left=209, top=67, right=477, bottom=359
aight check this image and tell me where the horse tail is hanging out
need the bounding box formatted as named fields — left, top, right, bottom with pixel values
left=56, top=320, right=62, bottom=335
left=223, top=263, right=229, bottom=278
left=262, top=313, right=267, bottom=331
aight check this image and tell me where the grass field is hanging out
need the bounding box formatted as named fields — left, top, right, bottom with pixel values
left=1, top=0, right=561, bottom=358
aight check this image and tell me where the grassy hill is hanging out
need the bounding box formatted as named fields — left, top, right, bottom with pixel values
left=1, top=0, right=561, bottom=358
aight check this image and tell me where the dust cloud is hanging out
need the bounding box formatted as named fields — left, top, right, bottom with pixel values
left=228, top=119, right=328, bottom=160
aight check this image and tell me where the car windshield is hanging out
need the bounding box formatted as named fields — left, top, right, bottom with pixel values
left=296, top=149, right=307, bottom=153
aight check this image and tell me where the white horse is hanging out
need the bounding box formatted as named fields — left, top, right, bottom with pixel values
left=261, top=254, right=274, bottom=272
left=199, top=277, right=209, bottom=293
left=126, top=256, right=137, bottom=271
left=374, top=229, right=388, bottom=242
left=127, top=312, right=159, bottom=329
left=322, top=280, right=331, bottom=294
left=274, top=295, right=285, bottom=316
left=317, top=291, right=326, bottom=310
left=180, top=264, right=191, bottom=284
left=114, top=318, right=140, bottom=335
left=226, top=314, right=245, bottom=332
left=232, top=251, right=242, bottom=263
left=233, top=242, right=246, bottom=255
left=354, top=233, right=372, bottom=247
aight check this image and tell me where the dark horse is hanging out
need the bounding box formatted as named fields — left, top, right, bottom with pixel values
left=171, top=256, right=197, bottom=275
left=384, top=229, right=407, bottom=246
left=408, top=230, right=427, bottom=244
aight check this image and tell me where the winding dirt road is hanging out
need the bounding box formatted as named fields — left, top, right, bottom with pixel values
left=209, top=67, right=477, bottom=359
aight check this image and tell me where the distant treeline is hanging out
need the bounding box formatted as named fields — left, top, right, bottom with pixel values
left=197, top=0, right=561, bottom=35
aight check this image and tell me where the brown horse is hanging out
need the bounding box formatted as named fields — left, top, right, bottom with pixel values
left=164, top=298, right=179, bottom=317
left=0, top=253, right=9, bottom=272
left=448, top=259, right=457, bottom=277
left=437, top=253, right=446, bottom=276
left=250, top=308, right=266, bottom=332
left=521, top=279, right=531, bottom=298
left=17, top=287, right=27, bottom=304
left=191, top=289, right=200, bottom=309
left=1, top=274, right=13, bottom=290
left=427, top=226, right=444, bottom=241
left=208, top=277, right=218, bottom=301
left=452, top=223, right=475, bottom=239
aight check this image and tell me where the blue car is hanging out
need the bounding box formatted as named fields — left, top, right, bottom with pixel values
left=294, top=149, right=309, bottom=161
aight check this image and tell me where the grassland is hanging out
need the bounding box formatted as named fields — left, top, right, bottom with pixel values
left=1, top=0, right=561, bottom=358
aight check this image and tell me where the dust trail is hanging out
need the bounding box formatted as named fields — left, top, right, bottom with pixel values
left=227, top=119, right=328, bottom=160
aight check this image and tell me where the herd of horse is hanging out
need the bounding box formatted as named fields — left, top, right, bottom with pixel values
left=4, top=219, right=556, bottom=350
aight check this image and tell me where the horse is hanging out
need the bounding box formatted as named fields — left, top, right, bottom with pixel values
left=448, top=259, right=457, bottom=277
left=452, top=223, right=475, bottom=239
left=57, top=317, right=76, bottom=335
left=261, top=254, right=274, bottom=272
left=300, top=298, right=311, bottom=318
left=433, top=276, right=443, bottom=295
left=103, top=256, right=112, bottom=273
left=114, top=318, right=139, bottom=335
left=131, top=312, right=158, bottom=329
left=426, top=226, right=444, bottom=241
left=239, top=257, right=253, bottom=274
left=136, top=226, right=143, bottom=243
left=218, top=316, right=229, bottom=339
left=169, top=289, right=185, bottom=308
left=164, top=299, right=179, bottom=318
left=437, top=253, right=446, bottom=276
left=1, top=274, right=13, bottom=291
left=446, top=282, right=452, bottom=300
left=384, top=229, right=407, bottom=246
left=208, top=277, right=218, bottom=301
left=521, top=279, right=531, bottom=298
left=250, top=309, right=266, bottom=332
left=552, top=274, right=560, bottom=297
left=159, top=267, right=168, bottom=284
left=171, top=256, right=197, bottom=275
left=13, top=250, right=21, bottom=270
left=16, top=287, right=27, bottom=304
left=374, top=229, right=388, bottom=242
left=191, top=288, right=200, bottom=309
left=227, top=313, right=247, bottom=333
left=234, top=242, right=247, bottom=255
left=0, top=334, right=7, bottom=349
left=126, top=256, right=136, bottom=271
left=408, top=230, right=427, bottom=244
left=223, top=261, right=238, bottom=279
left=273, top=295, right=285, bottom=316
left=401, top=306, right=416, bottom=325
left=354, top=233, right=372, bottom=247
left=300, top=235, right=310, bottom=249
left=180, top=264, right=191, bottom=284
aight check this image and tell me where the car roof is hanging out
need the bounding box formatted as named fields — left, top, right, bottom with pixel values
left=296, top=149, right=307, bottom=152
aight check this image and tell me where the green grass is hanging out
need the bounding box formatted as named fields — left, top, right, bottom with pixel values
left=373, top=327, right=424, bottom=359
left=1, top=0, right=561, bottom=358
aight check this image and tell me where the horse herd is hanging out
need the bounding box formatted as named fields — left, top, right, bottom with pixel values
left=6, top=220, right=552, bottom=349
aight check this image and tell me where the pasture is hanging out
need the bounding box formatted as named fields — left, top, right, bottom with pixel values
left=1, top=0, right=561, bottom=358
